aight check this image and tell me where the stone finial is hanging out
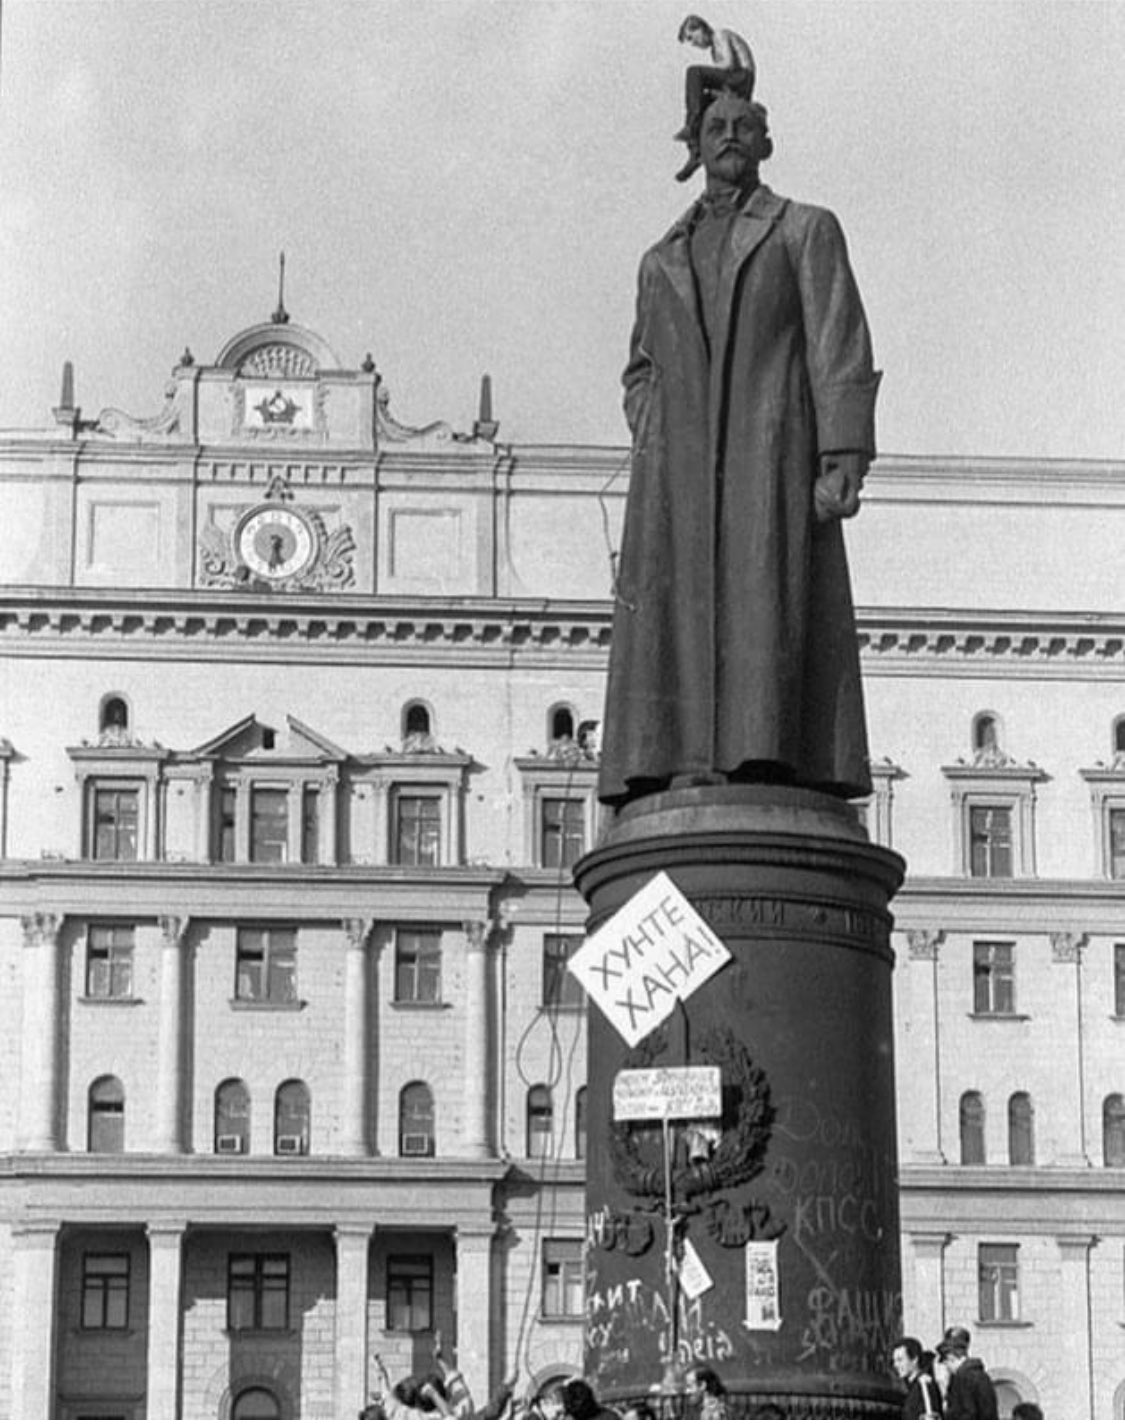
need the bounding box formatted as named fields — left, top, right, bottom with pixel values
left=473, top=373, right=499, bottom=441
left=271, top=250, right=291, bottom=325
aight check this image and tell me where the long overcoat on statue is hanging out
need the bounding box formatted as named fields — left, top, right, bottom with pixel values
left=598, top=184, right=881, bottom=806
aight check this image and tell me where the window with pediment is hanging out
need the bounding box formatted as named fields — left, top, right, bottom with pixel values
left=516, top=718, right=600, bottom=870
left=1080, top=721, right=1125, bottom=878
left=943, top=718, right=1045, bottom=877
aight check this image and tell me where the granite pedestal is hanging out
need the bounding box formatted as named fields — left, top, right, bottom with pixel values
left=574, top=785, right=906, bottom=1419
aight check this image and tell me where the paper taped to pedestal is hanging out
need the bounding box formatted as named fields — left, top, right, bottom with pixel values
left=744, top=1239, right=782, bottom=1331
left=566, top=871, right=732, bottom=1047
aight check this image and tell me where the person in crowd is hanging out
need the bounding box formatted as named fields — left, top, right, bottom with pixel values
left=891, top=1337, right=942, bottom=1419
left=935, top=1326, right=998, bottom=1419
left=685, top=1365, right=729, bottom=1419
left=1011, top=1405, right=1044, bottom=1420
left=556, top=1376, right=621, bottom=1419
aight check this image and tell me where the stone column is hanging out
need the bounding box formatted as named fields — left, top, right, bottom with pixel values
left=154, top=917, right=190, bottom=1153
left=321, top=769, right=340, bottom=864
left=454, top=1228, right=494, bottom=1404
left=334, top=1225, right=373, bottom=1417
left=574, top=786, right=905, bottom=1417
left=371, top=778, right=390, bottom=864
left=10, top=1220, right=60, bottom=1418
left=18, top=914, right=63, bottom=1151
left=1050, top=934, right=1090, bottom=1166
left=146, top=1220, right=186, bottom=1419
left=341, top=920, right=373, bottom=1155
left=1055, top=1235, right=1095, bottom=1419
left=234, top=775, right=251, bottom=862
left=907, top=1233, right=951, bottom=1349
left=905, top=931, right=945, bottom=1164
left=462, top=921, right=492, bottom=1157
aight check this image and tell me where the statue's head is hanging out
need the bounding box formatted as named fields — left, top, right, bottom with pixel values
left=699, top=90, right=773, bottom=186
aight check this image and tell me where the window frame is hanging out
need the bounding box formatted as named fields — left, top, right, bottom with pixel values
left=972, top=941, right=1016, bottom=1016
left=227, top=1253, right=290, bottom=1332
left=515, top=757, right=599, bottom=871
left=1115, top=946, right=1125, bottom=1019
left=274, top=1079, right=311, bottom=1156
left=959, top=1090, right=986, bottom=1165
left=249, top=785, right=289, bottom=864
left=978, top=1243, right=1020, bottom=1324
left=943, top=762, right=1045, bottom=879
left=399, top=1081, right=436, bottom=1157
left=391, top=789, right=443, bottom=867
left=1007, top=1091, right=1035, bottom=1166
left=88, top=781, right=142, bottom=862
left=81, top=1251, right=130, bottom=1331
left=542, top=933, right=585, bottom=1010
left=393, top=928, right=442, bottom=1005
left=540, top=795, right=587, bottom=870
left=235, top=926, right=298, bottom=1005
left=527, top=1084, right=554, bottom=1159
left=1103, top=1093, right=1125, bottom=1167
left=385, top=1254, right=434, bottom=1332
left=85, top=923, right=135, bottom=1001
left=541, top=1239, right=584, bottom=1320
left=215, top=1078, right=251, bottom=1155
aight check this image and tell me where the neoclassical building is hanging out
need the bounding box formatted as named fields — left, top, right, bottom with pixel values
left=0, top=310, right=1123, bottom=1419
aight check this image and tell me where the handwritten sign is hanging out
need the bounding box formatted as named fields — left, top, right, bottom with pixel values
left=612, top=1065, right=722, bottom=1122
left=567, top=872, right=732, bottom=1047
left=678, top=1236, right=714, bottom=1301
left=744, top=1240, right=782, bottom=1331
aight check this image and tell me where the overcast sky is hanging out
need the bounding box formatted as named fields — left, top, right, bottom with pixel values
left=0, top=0, right=1122, bottom=460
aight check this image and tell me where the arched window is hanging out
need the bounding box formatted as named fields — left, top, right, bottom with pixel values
left=1104, top=1093, right=1125, bottom=1167
left=400, top=1081, right=435, bottom=1157
left=274, top=1080, right=310, bottom=1155
left=215, top=1079, right=251, bottom=1155
left=403, top=701, right=432, bottom=739
left=575, top=1087, right=588, bottom=1161
left=549, top=704, right=576, bottom=743
left=960, top=1090, right=985, bottom=1165
left=231, top=1386, right=281, bottom=1419
left=1008, top=1092, right=1034, bottom=1165
left=972, top=712, right=1001, bottom=754
left=1114, top=718, right=1125, bottom=757
left=99, top=694, right=130, bottom=735
left=88, top=1075, right=125, bottom=1152
left=527, top=1084, right=554, bottom=1158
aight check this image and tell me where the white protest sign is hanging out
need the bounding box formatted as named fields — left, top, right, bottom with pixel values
left=612, top=1065, right=722, bottom=1122
left=678, top=1236, right=714, bottom=1301
left=567, top=871, right=732, bottom=1047
left=744, top=1240, right=782, bottom=1331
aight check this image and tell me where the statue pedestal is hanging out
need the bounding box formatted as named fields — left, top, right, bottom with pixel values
left=574, top=785, right=906, bottom=1419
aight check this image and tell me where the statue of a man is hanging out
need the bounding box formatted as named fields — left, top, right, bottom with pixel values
left=598, top=90, right=881, bottom=809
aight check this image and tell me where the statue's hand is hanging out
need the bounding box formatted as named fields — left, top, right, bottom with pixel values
left=815, top=451, right=869, bottom=523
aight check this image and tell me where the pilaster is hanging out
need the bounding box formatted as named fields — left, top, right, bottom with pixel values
left=454, top=1227, right=495, bottom=1404
left=341, top=920, right=373, bottom=1155
left=154, top=917, right=190, bottom=1152
left=334, top=1225, right=374, bottom=1417
left=146, top=1220, right=187, bottom=1419
left=1055, top=1234, right=1095, bottom=1419
left=1050, top=932, right=1090, bottom=1166
left=10, top=1220, right=60, bottom=1419
left=462, top=920, right=492, bottom=1157
left=18, top=914, right=64, bottom=1152
left=906, top=1232, right=951, bottom=1349
left=905, top=929, right=945, bottom=1164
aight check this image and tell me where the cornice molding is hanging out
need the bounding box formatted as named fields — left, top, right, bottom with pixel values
left=5, top=589, right=1125, bottom=674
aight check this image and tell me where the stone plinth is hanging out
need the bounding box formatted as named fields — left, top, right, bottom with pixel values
left=574, top=785, right=906, bottom=1419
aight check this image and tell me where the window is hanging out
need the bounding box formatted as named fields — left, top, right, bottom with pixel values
left=550, top=704, right=576, bottom=742
left=236, top=927, right=297, bottom=1003
left=393, top=792, right=441, bottom=866
left=403, top=701, right=432, bottom=739
left=232, top=1387, right=281, bottom=1419
left=386, top=1256, right=433, bottom=1331
left=1110, top=811, right=1125, bottom=880
left=972, top=713, right=1001, bottom=756
left=81, top=1252, right=129, bottom=1329
left=978, top=1244, right=1019, bottom=1323
left=960, top=1091, right=985, bottom=1165
left=215, top=1078, right=251, bottom=1154
left=527, top=1084, right=554, bottom=1158
left=1115, top=717, right=1125, bottom=757
left=228, top=1254, right=289, bottom=1331
left=973, top=942, right=1015, bottom=1014
left=99, top=695, right=130, bottom=736
left=1104, top=1094, right=1125, bottom=1167
left=394, top=930, right=441, bottom=1003
left=542, top=933, right=584, bottom=1009
left=399, top=1081, right=435, bottom=1157
left=575, top=1087, right=588, bottom=1161
left=969, top=806, right=1013, bottom=878
left=86, top=925, right=134, bottom=999
left=541, top=797, right=585, bottom=869
left=1116, top=947, right=1125, bottom=1017
left=1008, top=1092, right=1034, bottom=1165
left=542, top=1240, right=584, bottom=1318
left=250, top=788, right=288, bottom=863
left=90, top=785, right=139, bottom=861
left=300, top=786, right=319, bottom=864
left=216, top=785, right=237, bottom=863
left=274, top=1080, right=310, bottom=1155
left=88, top=1076, right=125, bottom=1152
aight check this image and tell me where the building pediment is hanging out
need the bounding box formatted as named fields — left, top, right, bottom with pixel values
left=188, top=713, right=346, bottom=764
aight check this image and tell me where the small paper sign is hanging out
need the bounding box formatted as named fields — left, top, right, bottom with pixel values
left=744, top=1240, right=782, bottom=1331
left=612, top=1065, right=722, bottom=1122
left=567, top=872, right=732, bottom=1047
left=678, top=1236, right=714, bottom=1301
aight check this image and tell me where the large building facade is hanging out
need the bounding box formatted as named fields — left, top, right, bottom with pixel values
left=0, top=313, right=1123, bottom=1419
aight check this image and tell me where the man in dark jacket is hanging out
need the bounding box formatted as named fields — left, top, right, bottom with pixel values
left=936, top=1326, right=998, bottom=1420
left=892, top=1337, right=942, bottom=1419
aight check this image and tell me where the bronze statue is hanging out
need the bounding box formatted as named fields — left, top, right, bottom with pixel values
left=598, top=88, right=880, bottom=808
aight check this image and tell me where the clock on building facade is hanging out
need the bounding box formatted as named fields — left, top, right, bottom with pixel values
left=234, top=505, right=316, bottom=581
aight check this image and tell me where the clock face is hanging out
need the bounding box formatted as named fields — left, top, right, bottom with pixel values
left=236, top=506, right=316, bottom=580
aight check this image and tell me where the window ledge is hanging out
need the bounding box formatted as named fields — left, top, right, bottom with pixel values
left=972, top=1319, right=1035, bottom=1329
left=967, top=1012, right=1031, bottom=1022
left=75, top=1327, right=136, bottom=1336
left=229, top=999, right=307, bottom=1012
left=539, top=1314, right=584, bottom=1324
left=224, top=1328, right=296, bottom=1339
left=391, top=1000, right=451, bottom=1011
left=78, top=996, right=144, bottom=1007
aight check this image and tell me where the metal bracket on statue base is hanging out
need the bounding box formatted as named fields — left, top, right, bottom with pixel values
left=574, top=784, right=906, bottom=1420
